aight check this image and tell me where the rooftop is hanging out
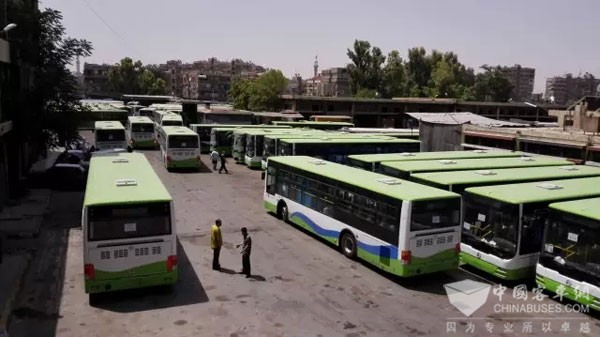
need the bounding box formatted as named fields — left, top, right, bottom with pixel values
left=406, top=112, right=526, bottom=127
left=550, top=197, right=600, bottom=220
left=381, top=156, right=573, bottom=173
left=348, top=150, right=523, bottom=163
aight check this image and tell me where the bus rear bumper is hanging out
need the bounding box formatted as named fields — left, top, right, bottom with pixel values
left=85, top=270, right=178, bottom=294
left=460, top=252, right=534, bottom=280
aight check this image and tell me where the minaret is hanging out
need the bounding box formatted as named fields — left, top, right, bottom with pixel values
left=312, top=55, right=318, bottom=96
left=76, top=55, right=81, bottom=75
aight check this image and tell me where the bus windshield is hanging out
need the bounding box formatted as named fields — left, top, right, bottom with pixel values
left=162, top=120, right=182, bottom=127
left=410, top=198, right=460, bottom=231
left=168, top=135, right=198, bottom=149
left=462, top=195, right=519, bottom=259
left=88, top=202, right=171, bottom=241
left=246, top=136, right=256, bottom=157
left=541, top=213, right=600, bottom=284
left=139, top=110, right=153, bottom=117
left=132, top=123, right=154, bottom=133
left=96, top=130, right=125, bottom=141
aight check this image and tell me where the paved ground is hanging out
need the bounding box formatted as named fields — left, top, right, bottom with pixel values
left=7, top=133, right=600, bottom=336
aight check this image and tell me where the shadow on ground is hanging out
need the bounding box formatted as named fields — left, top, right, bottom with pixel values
left=90, top=239, right=209, bottom=313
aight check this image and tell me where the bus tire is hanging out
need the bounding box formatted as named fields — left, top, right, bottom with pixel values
left=277, top=201, right=289, bottom=222
left=340, top=231, right=357, bottom=259
left=88, top=293, right=99, bottom=306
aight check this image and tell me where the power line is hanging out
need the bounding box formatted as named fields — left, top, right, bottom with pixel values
left=78, top=0, right=142, bottom=57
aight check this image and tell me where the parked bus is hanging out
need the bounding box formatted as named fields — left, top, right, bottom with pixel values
left=278, top=138, right=420, bottom=164
left=83, top=152, right=177, bottom=300
left=157, top=126, right=201, bottom=170
left=309, top=115, right=353, bottom=123
left=344, top=127, right=419, bottom=140
left=380, top=156, right=573, bottom=179
left=137, top=107, right=155, bottom=118
left=94, top=121, right=127, bottom=151
left=159, top=114, right=183, bottom=127
left=264, top=156, right=462, bottom=277
left=126, top=116, right=156, bottom=149
left=152, top=110, right=171, bottom=125
left=410, top=165, right=600, bottom=193
left=461, top=176, right=600, bottom=280
left=536, top=197, right=600, bottom=311
left=348, top=150, right=524, bottom=172
left=190, top=124, right=292, bottom=154
left=272, top=120, right=355, bottom=130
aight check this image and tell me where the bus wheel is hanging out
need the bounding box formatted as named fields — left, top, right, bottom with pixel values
left=277, top=202, right=289, bottom=222
left=340, top=232, right=357, bottom=259
left=89, top=293, right=99, bottom=306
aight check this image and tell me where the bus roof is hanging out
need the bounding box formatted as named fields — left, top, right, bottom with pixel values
left=127, top=116, right=154, bottom=124
left=269, top=156, right=459, bottom=201
left=272, top=121, right=355, bottom=127
left=550, top=197, right=600, bottom=220
left=381, top=156, right=573, bottom=174
left=279, top=138, right=420, bottom=144
left=411, top=165, right=600, bottom=187
left=161, top=114, right=183, bottom=121
left=265, top=133, right=401, bottom=140
left=94, top=121, right=125, bottom=130
left=348, top=150, right=523, bottom=164
left=465, top=176, right=600, bottom=204
left=160, top=126, right=197, bottom=136
left=84, top=152, right=172, bottom=206
left=190, top=124, right=291, bottom=129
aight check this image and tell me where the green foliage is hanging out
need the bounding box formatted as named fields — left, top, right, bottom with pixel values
left=8, top=5, right=93, bottom=149
left=229, top=70, right=287, bottom=111
left=345, top=40, right=513, bottom=102
left=108, top=58, right=166, bottom=95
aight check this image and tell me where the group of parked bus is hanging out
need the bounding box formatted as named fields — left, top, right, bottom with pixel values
left=263, top=150, right=600, bottom=311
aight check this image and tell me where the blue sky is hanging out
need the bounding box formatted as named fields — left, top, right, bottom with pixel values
left=44, top=0, right=600, bottom=92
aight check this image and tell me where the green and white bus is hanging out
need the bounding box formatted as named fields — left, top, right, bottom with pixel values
left=126, top=116, right=156, bottom=149
left=278, top=138, right=421, bottom=164
left=190, top=124, right=291, bottom=154
left=157, top=126, right=201, bottom=170
left=348, top=150, right=524, bottom=172
left=159, top=113, right=183, bottom=127
left=137, top=107, right=155, bottom=118
left=83, top=152, right=177, bottom=298
left=411, top=165, right=600, bottom=193
left=94, top=121, right=127, bottom=151
left=461, top=176, right=600, bottom=280
left=272, top=120, right=354, bottom=130
left=536, top=197, right=600, bottom=311
left=345, top=127, right=419, bottom=139
left=380, top=156, right=574, bottom=179
left=264, top=156, right=462, bottom=277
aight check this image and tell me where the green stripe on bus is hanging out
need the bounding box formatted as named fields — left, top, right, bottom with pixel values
left=460, top=252, right=534, bottom=280
left=535, top=274, right=599, bottom=311
left=167, top=158, right=200, bottom=169
left=85, top=261, right=177, bottom=294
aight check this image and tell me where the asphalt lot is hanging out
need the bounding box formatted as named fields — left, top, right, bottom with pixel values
left=8, top=131, right=599, bottom=337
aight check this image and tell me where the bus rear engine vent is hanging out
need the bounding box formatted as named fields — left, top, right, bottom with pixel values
left=376, top=178, right=402, bottom=185
left=439, top=160, right=457, bottom=164
left=519, top=156, right=535, bottom=161
left=112, top=158, right=129, bottom=163
left=116, top=178, right=137, bottom=187
left=472, top=150, right=488, bottom=153
left=558, top=166, right=578, bottom=171
left=536, top=183, right=563, bottom=190
left=308, top=159, right=326, bottom=165
left=401, top=152, right=415, bottom=157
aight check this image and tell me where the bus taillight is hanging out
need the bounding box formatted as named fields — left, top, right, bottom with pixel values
left=84, top=263, right=95, bottom=280
left=455, top=242, right=461, bottom=254
left=400, top=250, right=411, bottom=265
left=167, top=255, right=177, bottom=272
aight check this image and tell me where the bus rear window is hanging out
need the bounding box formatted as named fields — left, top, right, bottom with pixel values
left=96, top=130, right=125, bottom=142
left=88, top=202, right=171, bottom=241
left=132, top=123, right=154, bottom=133
left=410, top=198, right=460, bottom=231
left=169, top=135, right=198, bottom=149
left=162, top=120, right=182, bottom=126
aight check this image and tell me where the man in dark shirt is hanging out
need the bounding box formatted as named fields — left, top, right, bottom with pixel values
left=236, top=227, right=252, bottom=277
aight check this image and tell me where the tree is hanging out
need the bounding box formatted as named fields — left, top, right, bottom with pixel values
left=346, top=40, right=387, bottom=95
left=473, top=65, right=514, bottom=102
left=108, top=58, right=166, bottom=95
left=405, top=47, right=431, bottom=97
left=355, top=88, right=378, bottom=99
left=8, top=5, right=93, bottom=149
left=228, top=70, right=287, bottom=111
left=381, top=50, right=407, bottom=98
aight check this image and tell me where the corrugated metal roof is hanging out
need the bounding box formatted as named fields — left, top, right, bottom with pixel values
left=406, top=112, right=526, bottom=127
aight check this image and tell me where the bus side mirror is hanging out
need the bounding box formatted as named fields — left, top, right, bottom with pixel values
left=261, top=172, right=266, bottom=180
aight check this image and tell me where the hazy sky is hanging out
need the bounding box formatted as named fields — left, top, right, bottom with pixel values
left=43, top=0, right=600, bottom=93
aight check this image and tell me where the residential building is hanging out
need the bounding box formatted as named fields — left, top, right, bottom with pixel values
left=318, top=67, right=351, bottom=97
left=545, top=73, right=600, bottom=105
left=499, top=64, right=535, bottom=102
left=83, top=63, right=114, bottom=98
left=182, top=70, right=232, bottom=102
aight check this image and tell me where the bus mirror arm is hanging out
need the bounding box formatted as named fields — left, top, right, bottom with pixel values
left=261, top=172, right=266, bottom=180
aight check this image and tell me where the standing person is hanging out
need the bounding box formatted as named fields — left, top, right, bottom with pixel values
left=211, top=219, right=223, bottom=270
left=236, top=227, right=252, bottom=278
left=219, top=152, right=229, bottom=174
left=210, top=149, right=219, bottom=171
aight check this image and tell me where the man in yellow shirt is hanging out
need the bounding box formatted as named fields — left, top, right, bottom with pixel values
left=211, top=219, right=223, bottom=270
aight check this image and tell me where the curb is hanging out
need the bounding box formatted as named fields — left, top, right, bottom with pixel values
left=0, top=253, right=31, bottom=333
